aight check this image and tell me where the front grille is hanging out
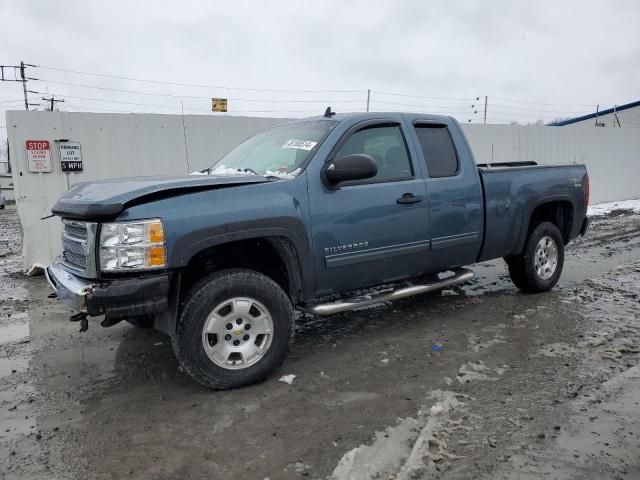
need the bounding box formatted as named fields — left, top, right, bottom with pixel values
left=63, top=250, right=87, bottom=269
left=62, top=220, right=89, bottom=272
left=64, top=223, right=87, bottom=240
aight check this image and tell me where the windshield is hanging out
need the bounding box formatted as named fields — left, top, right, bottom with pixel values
left=207, top=120, right=336, bottom=179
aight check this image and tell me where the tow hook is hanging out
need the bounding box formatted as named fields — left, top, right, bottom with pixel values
left=69, top=312, right=89, bottom=332
left=47, top=292, right=57, bottom=299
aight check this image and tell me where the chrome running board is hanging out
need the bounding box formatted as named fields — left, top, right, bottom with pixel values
left=298, top=268, right=474, bottom=316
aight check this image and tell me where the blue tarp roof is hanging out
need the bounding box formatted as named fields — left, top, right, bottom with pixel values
left=549, top=99, right=640, bottom=126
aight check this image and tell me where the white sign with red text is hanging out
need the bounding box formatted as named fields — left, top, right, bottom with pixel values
left=25, top=140, right=52, bottom=173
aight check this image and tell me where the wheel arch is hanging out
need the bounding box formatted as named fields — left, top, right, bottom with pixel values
left=515, top=196, right=575, bottom=254
left=179, top=232, right=306, bottom=305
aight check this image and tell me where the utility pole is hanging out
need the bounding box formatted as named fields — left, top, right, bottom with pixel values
left=0, top=61, right=39, bottom=110
left=20, top=62, right=28, bottom=110
left=42, top=95, right=64, bottom=111
left=483, top=96, right=488, bottom=125
left=366, top=89, right=370, bottom=112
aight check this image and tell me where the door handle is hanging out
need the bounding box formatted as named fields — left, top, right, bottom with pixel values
left=397, top=193, right=425, bottom=205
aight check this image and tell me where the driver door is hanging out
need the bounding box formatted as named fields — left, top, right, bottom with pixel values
left=308, top=122, right=429, bottom=296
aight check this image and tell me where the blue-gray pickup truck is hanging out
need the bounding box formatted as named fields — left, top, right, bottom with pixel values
left=46, top=111, right=589, bottom=389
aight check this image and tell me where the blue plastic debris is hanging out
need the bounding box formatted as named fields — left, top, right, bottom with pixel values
left=431, top=343, right=444, bottom=352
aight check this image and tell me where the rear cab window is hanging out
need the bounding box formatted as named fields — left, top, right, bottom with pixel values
left=414, top=125, right=459, bottom=178
left=334, top=125, right=413, bottom=183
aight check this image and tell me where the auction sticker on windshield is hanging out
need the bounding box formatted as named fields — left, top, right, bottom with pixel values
left=282, top=140, right=317, bottom=151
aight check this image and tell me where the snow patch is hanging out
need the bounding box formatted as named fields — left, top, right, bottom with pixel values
left=209, top=165, right=255, bottom=176
left=456, top=360, right=506, bottom=384
left=587, top=198, right=640, bottom=217
left=278, top=374, right=297, bottom=385
left=330, top=390, right=468, bottom=480
left=264, top=167, right=301, bottom=179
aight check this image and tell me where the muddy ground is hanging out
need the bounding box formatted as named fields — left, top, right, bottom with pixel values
left=1, top=205, right=639, bottom=480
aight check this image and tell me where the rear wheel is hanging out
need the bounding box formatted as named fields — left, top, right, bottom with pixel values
left=507, top=221, right=564, bottom=293
left=172, top=269, right=294, bottom=389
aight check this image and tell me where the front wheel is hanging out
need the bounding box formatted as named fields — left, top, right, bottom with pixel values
left=506, top=221, right=564, bottom=293
left=172, top=269, right=294, bottom=389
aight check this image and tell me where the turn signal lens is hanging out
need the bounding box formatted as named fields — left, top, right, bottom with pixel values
left=147, top=246, right=166, bottom=267
left=149, top=222, right=164, bottom=243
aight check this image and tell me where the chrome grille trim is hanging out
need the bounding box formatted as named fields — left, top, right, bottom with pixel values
left=61, top=220, right=98, bottom=278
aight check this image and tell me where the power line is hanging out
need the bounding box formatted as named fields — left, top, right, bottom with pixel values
left=62, top=98, right=355, bottom=116
left=36, top=78, right=366, bottom=104
left=0, top=98, right=24, bottom=104
left=372, top=90, right=475, bottom=102
left=489, top=95, right=595, bottom=108
left=36, top=65, right=363, bottom=94
left=59, top=94, right=186, bottom=110
left=56, top=93, right=365, bottom=115
left=487, top=102, right=592, bottom=114
left=372, top=99, right=476, bottom=111
left=14, top=64, right=609, bottom=123
left=34, top=63, right=614, bottom=113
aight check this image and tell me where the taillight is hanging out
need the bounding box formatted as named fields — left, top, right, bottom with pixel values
left=584, top=174, right=590, bottom=207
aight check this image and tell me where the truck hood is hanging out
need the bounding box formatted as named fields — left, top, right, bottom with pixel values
left=52, top=174, right=270, bottom=219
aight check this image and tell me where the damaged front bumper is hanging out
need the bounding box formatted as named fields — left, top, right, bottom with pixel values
left=45, top=258, right=170, bottom=318
left=45, top=260, right=95, bottom=312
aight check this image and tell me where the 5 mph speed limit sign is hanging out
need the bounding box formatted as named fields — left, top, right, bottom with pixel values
left=59, top=142, right=83, bottom=172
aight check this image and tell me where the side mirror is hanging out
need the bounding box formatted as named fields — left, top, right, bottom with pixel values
left=325, top=154, right=378, bottom=184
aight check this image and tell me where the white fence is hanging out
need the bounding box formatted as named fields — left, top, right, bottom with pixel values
left=6, top=111, right=288, bottom=271
left=5, top=111, right=640, bottom=271
left=461, top=124, right=640, bottom=205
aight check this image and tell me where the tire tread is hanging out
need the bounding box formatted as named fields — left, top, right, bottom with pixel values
left=173, top=269, right=294, bottom=390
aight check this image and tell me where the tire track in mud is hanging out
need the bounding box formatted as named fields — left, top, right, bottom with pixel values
left=329, top=260, right=640, bottom=479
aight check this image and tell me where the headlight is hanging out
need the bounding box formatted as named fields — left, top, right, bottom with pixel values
left=99, top=219, right=166, bottom=271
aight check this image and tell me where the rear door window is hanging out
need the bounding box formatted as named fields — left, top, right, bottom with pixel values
left=414, top=125, right=459, bottom=178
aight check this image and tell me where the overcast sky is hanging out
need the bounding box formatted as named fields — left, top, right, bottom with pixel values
left=1, top=0, right=639, bottom=129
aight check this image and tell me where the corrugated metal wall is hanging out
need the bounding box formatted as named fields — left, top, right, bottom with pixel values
left=460, top=124, right=640, bottom=205
left=6, top=111, right=640, bottom=271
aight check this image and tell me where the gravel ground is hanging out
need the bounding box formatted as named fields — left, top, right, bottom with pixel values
left=0, top=205, right=639, bottom=480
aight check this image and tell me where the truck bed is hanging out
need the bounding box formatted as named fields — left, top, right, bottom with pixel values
left=477, top=163, right=588, bottom=262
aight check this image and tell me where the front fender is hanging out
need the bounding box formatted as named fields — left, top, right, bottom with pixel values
left=171, top=219, right=312, bottom=301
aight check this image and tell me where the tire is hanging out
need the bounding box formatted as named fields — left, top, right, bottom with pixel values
left=125, top=315, right=154, bottom=328
left=172, top=269, right=294, bottom=390
left=507, top=221, right=564, bottom=293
